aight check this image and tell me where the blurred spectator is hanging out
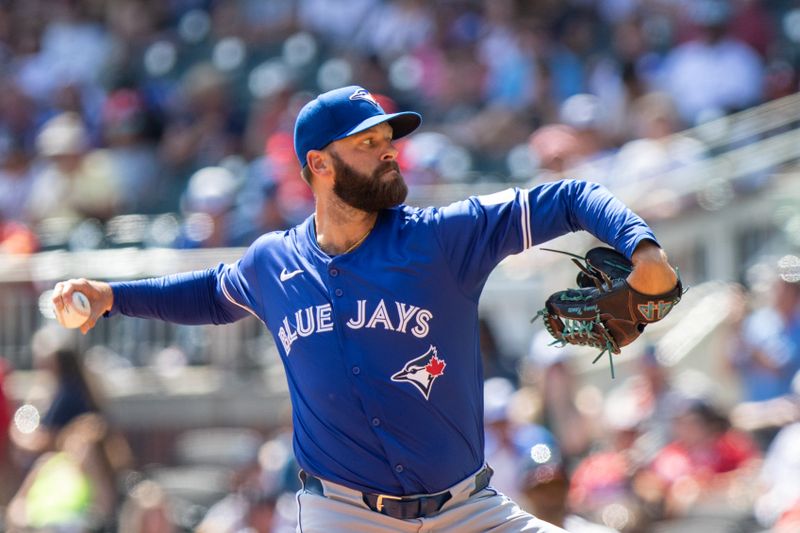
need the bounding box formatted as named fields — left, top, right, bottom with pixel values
left=547, top=9, right=597, bottom=103
left=6, top=413, right=123, bottom=532
left=657, top=0, right=764, bottom=125
left=400, top=131, right=473, bottom=185
left=239, top=0, right=297, bottom=47
left=586, top=17, right=653, bottom=144
left=262, top=130, right=314, bottom=226
left=159, top=63, right=244, bottom=209
left=229, top=157, right=292, bottom=246
left=196, top=429, right=300, bottom=533
left=25, top=112, right=121, bottom=226
left=0, top=212, right=38, bottom=255
left=11, top=329, right=103, bottom=458
left=476, top=0, right=537, bottom=111
left=637, top=398, right=761, bottom=519
left=750, top=370, right=800, bottom=530
left=0, top=358, right=11, bottom=454
left=552, top=93, right=617, bottom=185
left=727, top=0, right=775, bottom=58
left=443, top=98, right=532, bottom=169
left=610, top=92, right=706, bottom=190
left=631, top=345, right=686, bottom=450
left=483, top=377, right=524, bottom=505
left=559, top=94, right=613, bottom=160
left=774, top=503, right=800, bottom=533
left=517, top=425, right=617, bottom=532
left=354, top=0, right=435, bottom=62
left=118, top=480, right=177, bottom=533
left=0, top=133, right=35, bottom=222
left=100, top=89, right=163, bottom=214
left=14, top=2, right=112, bottom=132
left=568, top=384, right=651, bottom=532
left=242, top=88, right=298, bottom=160
left=729, top=279, right=800, bottom=404
left=525, top=329, right=592, bottom=460
left=0, top=357, right=16, bottom=506
left=479, top=317, right=519, bottom=385
left=13, top=0, right=111, bottom=105
left=614, top=345, right=688, bottom=459
left=175, top=166, right=240, bottom=248
left=528, top=124, right=583, bottom=180
left=296, top=0, right=378, bottom=47
left=0, top=78, right=39, bottom=156
left=755, top=420, right=800, bottom=530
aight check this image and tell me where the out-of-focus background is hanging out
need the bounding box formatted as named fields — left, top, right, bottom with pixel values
left=0, top=0, right=800, bottom=531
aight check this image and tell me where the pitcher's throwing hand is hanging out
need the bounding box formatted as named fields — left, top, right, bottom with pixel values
left=52, top=279, right=113, bottom=334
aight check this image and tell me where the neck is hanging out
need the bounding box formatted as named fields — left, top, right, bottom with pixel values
left=314, top=196, right=378, bottom=256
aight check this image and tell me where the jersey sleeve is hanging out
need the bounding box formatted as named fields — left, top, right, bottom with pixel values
left=431, top=179, right=658, bottom=294
left=109, top=236, right=268, bottom=325
left=215, top=235, right=267, bottom=321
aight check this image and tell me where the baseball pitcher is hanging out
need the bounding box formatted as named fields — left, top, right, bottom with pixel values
left=53, top=86, right=679, bottom=532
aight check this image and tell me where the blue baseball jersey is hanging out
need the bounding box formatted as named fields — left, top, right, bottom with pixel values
left=109, top=179, right=657, bottom=495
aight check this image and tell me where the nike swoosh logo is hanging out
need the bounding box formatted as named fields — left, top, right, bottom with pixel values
left=280, top=268, right=304, bottom=282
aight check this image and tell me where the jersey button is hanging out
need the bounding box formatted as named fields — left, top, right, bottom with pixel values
left=352, top=366, right=361, bottom=375
left=334, top=288, right=343, bottom=297
left=394, top=464, right=404, bottom=473
left=371, top=417, right=380, bottom=426
left=329, top=268, right=339, bottom=277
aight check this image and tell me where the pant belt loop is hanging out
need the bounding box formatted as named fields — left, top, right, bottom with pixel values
left=299, top=470, right=325, bottom=496
left=469, top=464, right=493, bottom=496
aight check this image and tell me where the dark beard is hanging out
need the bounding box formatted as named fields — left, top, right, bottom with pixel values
left=330, top=151, right=408, bottom=212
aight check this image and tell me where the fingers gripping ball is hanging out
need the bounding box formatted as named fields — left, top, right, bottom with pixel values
left=56, top=291, right=92, bottom=329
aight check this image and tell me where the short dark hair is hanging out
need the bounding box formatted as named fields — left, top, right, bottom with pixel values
left=301, top=164, right=312, bottom=184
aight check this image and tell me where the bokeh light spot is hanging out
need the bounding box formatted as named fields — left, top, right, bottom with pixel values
left=530, top=443, right=552, bottom=464
left=14, top=404, right=40, bottom=434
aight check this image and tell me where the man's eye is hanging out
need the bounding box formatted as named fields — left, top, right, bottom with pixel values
left=363, top=138, right=373, bottom=146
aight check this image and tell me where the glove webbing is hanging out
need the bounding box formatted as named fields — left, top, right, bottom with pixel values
left=532, top=309, right=619, bottom=378
left=534, top=248, right=636, bottom=379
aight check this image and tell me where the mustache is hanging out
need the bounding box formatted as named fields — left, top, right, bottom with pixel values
left=374, top=160, right=401, bottom=176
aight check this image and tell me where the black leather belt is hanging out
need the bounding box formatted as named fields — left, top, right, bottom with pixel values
left=300, top=466, right=493, bottom=520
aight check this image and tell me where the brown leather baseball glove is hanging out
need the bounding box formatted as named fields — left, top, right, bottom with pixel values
left=533, top=247, right=683, bottom=378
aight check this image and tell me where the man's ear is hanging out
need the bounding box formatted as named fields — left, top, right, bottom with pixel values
left=307, top=150, right=331, bottom=177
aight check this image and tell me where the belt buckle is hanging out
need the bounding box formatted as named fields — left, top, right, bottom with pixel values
left=376, top=493, right=403, bottom=512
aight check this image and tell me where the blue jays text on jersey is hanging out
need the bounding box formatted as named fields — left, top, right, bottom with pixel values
left=108, top=179, right=658, bottom=497
left=277, top=298, right=434, bottom=354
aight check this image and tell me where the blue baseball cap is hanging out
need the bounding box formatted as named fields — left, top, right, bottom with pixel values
left=293, top=86, right=422, bottom=166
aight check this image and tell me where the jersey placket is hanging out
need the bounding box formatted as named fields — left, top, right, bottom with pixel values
left=325, top=255, right=411, bottom=488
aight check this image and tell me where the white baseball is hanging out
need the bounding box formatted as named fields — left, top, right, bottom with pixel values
left=55, top=291, right=92, bottom=329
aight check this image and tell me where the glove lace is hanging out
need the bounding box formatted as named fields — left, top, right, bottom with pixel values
left=533, top=311, right=619, bottom=378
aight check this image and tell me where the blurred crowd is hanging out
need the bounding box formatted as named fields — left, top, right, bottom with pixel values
left=0, top=0, right=799, bottom=252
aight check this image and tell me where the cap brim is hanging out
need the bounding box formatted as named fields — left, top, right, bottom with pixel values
left=336, top=111, right=422, bottom=143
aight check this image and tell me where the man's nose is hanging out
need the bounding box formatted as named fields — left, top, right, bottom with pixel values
left=381, top=143, right=399, bottom=161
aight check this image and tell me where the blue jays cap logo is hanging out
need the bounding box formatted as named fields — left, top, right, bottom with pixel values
left=391, top=345, right=446, bottom=400
left=349, top=88, right=381, bottom=109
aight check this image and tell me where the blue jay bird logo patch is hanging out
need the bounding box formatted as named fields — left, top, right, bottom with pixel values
left=349, top=88, right=381, bottom=108
left=391, top=345, right=446, bottom=400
